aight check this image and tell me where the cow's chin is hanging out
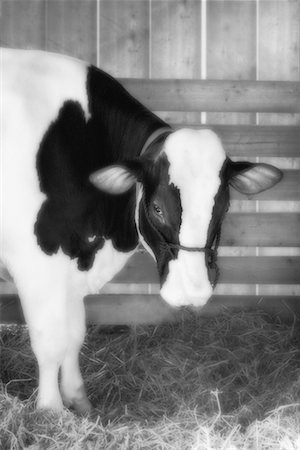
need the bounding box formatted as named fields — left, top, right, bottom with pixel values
left=159, top=256, right=213, bottom=308
left=160, top=284, right=213, bottom=308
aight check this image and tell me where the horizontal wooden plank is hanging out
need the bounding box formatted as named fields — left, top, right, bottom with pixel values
left=2, top=281, right=300, bottom=297
left=219, top=257, right=300, bottom=284
left=223, top=213, right=300, bottom=246
left=1, top=294, right=300, bottom=325
left=120, top=79, right=300, bottom=113
left=84, top=294, right=300, bottom=325
left=112, top=254, right=300, bottom=285
left=98, top=283, right=300, bottom=297
left=174, top=125, right=300, bottom=158
left=0, top=214, right=299, bottom=288
left=231, top=170, right=300, bottom=201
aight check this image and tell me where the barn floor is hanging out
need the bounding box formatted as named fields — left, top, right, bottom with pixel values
left=1, top=310, right=300, bottom=449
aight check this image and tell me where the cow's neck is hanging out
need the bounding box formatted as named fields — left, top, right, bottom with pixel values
left=87, top=66, right=167, bottom=161
left=35, top=66, right=170, bottom=271
left=85, top=66, right=170, bottom=256
left=93, top=130, right=172, bottom=257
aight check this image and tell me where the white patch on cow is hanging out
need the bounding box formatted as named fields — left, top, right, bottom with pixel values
left=1, top=49, right=95, bottom=411
left=1, top=49, right=90, bottom=260
left=135, top=184, right=156, bottom=261
left=86, top=239, right=136, bottom=294
left=2, top=245, right=85, bottom=411
left=160, top=129, right=226, bottom=307
left=87, top=235, right=97, bottom=243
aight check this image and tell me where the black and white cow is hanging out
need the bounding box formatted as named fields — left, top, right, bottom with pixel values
left=1, top=48, right=282, bottom=414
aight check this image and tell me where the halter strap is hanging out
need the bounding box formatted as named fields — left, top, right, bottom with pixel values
left=141, top=195, right=222, bottom=288
left=160, top=232, right=221, bottom=288
left=140, top=127, right=172, bottom=156
left=165, top=243, right=214, bottom=254
left=138, top=127, right=227, bottom=288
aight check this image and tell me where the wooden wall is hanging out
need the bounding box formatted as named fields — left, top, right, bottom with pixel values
left=1, top=1, right=298, bottom=81
left=1, top=0, right=299, bottom=300
left=1, top=0, right=299, bottom=125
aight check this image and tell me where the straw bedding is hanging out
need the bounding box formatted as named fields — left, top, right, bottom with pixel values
left=1, top=309, right=300, bottom=449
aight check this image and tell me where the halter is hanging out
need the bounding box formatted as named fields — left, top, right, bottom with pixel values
left=141, top=194, right=227, bottom=288
left=138, top=127, right=228, bottom=288
left=161, top=242, right=221, bottom=288
left=140, top=127, right=172, bottom=157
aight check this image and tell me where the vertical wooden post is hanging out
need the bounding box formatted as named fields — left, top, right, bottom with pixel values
left=150, top=0, right=202, bottom=124
left=45, top=0, right=97, bottom=64
left=0, top=0, right=46, bottom=49
left=100, top=0, right=150, bottom=77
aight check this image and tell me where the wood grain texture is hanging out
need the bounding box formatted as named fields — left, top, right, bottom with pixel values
left=219, top=256, right=300, bottom=284
left=84, top=294, right=300, bottom=324
left=256, top=0, right=300, bottom=238
left=150, top=0, right=202, bottom=124
left=1, top=212, right=298, bottom=288
left=110, top=253, right=300, bottom=285
left=2, top=251, right=299, bottom=294
left=205, top=125, right=300, bottom=158
left=1, top=294, right=299, bottom=325
left=100, top=0, right=149, bottom=77
left=131, top=212, right=300, bottom=248
left=168, top=125, right=300, bottom=161
left=45, top=0, right=97, bottom=63
left=223, top=213, right=300, bottom=247
left=151, top=0, right=201, bottom=78
left=206, top=0, right=256, bottom=124
left=0, top=0, right=298, bottom=312
left=120, top=79, right=300, bottom=113
left=0, top=0, right=45, bottom=49
left=258, top=0, right=300, bottom=125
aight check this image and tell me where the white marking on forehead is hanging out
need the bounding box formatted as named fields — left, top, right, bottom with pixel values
left=160, top=128, right=226, bottom=307
left=164, top=128, right=226, bottom=248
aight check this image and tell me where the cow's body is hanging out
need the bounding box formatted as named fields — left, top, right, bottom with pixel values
left=0, top=48, right=282, bottom=413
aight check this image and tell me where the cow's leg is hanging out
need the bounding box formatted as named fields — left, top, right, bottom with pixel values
left=6, top=250, right=69, bottom=411
left=20, top=288, right=68, bottom=411
left=30, top=309, right=67, bottom=411
left=60, top=292, right=92, bottom=415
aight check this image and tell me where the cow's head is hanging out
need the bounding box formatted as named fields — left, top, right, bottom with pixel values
left=90, top=129, right=282, bottom=307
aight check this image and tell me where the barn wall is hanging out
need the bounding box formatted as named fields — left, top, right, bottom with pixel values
left=1, top=1, right=299, bottom=83
left=1, top=0, right=299, bottom=117
left=0, top=0, right=299, bottom=299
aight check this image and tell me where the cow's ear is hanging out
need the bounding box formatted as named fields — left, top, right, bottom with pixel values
left=90, top=161, right=142, bottom=194
left=228, top=161, right=283, bottom=195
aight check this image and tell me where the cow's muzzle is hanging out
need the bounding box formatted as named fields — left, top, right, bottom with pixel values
left=160, top=240, right=220, bottom=288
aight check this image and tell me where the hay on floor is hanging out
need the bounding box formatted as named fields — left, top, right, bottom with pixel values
left=1, top=309, right=300, bottom=449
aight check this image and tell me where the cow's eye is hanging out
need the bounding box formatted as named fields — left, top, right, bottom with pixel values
left=152, top=202, right=163, bottom=219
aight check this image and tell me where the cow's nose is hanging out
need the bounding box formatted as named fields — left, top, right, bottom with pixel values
left=160, top=285, right=213, bottom=308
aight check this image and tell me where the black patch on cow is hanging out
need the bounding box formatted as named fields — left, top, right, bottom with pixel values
left=138, top=156, right=231, bottom=287
left=137, top=154, right=182, bottom=283
left=35, top=66, right=168, bottom=270
left=206, top=160, right=231, bottom=248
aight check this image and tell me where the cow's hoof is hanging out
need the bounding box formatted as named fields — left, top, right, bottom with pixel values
left=62, top=386, right=92, bottom=416
left=37, top=396, right=64, bottom=412
left=71, top=396, right=92, bottom=416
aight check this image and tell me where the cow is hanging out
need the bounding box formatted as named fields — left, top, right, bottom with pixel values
left=0, top=48, right=282, bottom=414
